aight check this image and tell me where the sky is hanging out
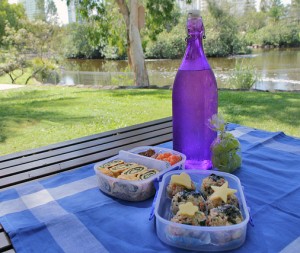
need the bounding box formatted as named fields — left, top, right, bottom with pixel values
left=52, top=0, right=68, bottom=24
left=8, top=0, right=292, bottom=25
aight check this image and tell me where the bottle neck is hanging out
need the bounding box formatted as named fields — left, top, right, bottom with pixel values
left=186, top=33, right=205, bottom=59
left=179, top=24, right=211, bottom=71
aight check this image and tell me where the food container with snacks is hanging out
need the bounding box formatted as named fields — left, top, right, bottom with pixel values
left=154, top=170, right=249, bottom=251
left=93, top=146, right=186, bottom=201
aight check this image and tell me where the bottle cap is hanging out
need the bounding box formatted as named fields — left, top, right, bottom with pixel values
left=188, top=9, right=200, bottom=18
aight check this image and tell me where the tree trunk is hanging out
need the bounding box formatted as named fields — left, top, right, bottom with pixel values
left=115, top=0, right=149, bottom=87
left=8, top=73, right=15, bottom=84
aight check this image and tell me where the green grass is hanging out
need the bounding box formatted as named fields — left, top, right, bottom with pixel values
left=0, top=69, right=39, bottom=85
left=0, top=86, right=299, bottom=156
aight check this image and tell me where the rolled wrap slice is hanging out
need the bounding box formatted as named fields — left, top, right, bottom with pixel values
left=99, top=167, right=114, bottom=177
left=121, top=166, right=147, bottom=176
left=126, top=162, right=139, bottom=168
left=117, top=174, right=138, bottom=180
left=98, top=160, right=124, bottom=170
left=138, top=169, right=159, bottom=180
left=109, top=164, right=130, bottom=177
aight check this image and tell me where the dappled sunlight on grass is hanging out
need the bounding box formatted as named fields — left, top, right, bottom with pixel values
left=219, top=91, right=300, bottom=133
left=0, top=87, right=172, bottom=155
left=0, top=86, right=299, bottom=155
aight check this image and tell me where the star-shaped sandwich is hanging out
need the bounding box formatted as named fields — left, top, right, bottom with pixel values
left=208, top=181, right=237, bottom=202
left=170, top=172, right=193, bottom=189
left=177, top=202, right=198, bottom=216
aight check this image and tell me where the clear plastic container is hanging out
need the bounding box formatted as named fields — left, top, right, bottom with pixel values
left=154, top=170, right=249, bottom=251
left=93, top=146, right=186, bottom=201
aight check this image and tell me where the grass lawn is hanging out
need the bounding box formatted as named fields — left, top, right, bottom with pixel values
left=0, top=70, right=40, bottom=85
left=0, top=85, right=299, bottom=156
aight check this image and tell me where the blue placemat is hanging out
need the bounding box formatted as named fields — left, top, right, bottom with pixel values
left=1, top=124, right=300, bottom=253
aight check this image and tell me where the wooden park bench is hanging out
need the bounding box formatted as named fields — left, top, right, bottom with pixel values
left=0, top=117, right=173, bottom=253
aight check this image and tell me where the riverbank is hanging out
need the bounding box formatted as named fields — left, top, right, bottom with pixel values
left=1, top=49, right=299, bottom=91
left=60, top=48, right=300, bottom=92
left=28, top=83, right=300, bottom=93
left=2, top=81, right=300, bottom=94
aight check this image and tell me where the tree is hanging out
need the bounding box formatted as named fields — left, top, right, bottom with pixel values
left=0, top=52, right=27, bottom=84
left=36, top=0, right=58, bottom=23
left=269, top=0, right=284, bottom=22
left=2, top=20, right=60, bottom=84
left=72, top=0, right=189, bottom=87
left=0, top=0, right=26, bottom=44
left=290, top=0, right=300, bottom=24
left=239, top=8, right=267, bottom=33
left=244, top=0, right=257, bottom=14
left=63, top=22, right=106, bottom=58
left=260, top=0, right=271, bottom=12
left=115, top=0, right=149, bottom=86
left=204, top=0, right=246, bottom=56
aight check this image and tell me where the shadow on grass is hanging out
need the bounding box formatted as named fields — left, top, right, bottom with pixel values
left=0, top=89, right=92, bottom=144
left=75, top=89, right=299, bottom=131
left=219, top=91, right=300, bottom=129
left=103, top=89, right=172, bottom=99
left=1, top=88, right=299, bottom=146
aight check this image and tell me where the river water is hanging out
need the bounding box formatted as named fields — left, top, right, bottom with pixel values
left=60, top=48, right=300, bottom=91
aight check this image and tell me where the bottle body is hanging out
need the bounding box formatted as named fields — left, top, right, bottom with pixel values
left=172, top=10, right=218, bottom=170
left=172, top=69, right=218, bottom=169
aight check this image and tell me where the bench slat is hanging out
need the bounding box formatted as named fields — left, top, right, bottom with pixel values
left=0, top=121, right=172, bottom=170
left=0, top=232, right=12, bottom=252
left=0, top=127, right=172, bottom=179
left=0, top=117, right=174, bottom=252
left=0, top=133, right=172, bottom=189
left=0, top=117, right=172, bottom=163
left=1, top=250, right=15, bottom=253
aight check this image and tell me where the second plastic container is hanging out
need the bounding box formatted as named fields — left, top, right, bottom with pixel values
left=154, top=170, right=249, bottom=251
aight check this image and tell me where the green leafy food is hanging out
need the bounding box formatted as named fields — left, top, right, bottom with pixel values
left=210, top=114, right=242, bottom=173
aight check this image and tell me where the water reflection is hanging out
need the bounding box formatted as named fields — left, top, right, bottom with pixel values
left=60, top=48, right=300, bottom=91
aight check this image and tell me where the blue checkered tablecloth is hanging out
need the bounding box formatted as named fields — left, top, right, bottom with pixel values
left=1, top=123, right=300, bottom=253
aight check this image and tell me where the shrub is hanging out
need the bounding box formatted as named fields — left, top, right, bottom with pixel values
left=227, top=61, right=258, bottom=90
left=111, top=66, right=134, bottom=86
left=145, top=5, right=250, bottom=59
left=248, top=21, right=300, bottom=47
left=145, top=23, right=186, bottom=59
left=31, top=58, right=61, bottom=84
left=63, top=23, right=103, bottom=59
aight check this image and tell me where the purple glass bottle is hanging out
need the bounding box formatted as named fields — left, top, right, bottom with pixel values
left=172, top=10, right=218, bottom=170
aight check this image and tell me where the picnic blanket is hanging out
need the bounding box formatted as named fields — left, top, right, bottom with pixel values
left=1, top=123, right=300, bottom=253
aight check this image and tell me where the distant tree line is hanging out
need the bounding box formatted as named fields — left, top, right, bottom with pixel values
left=61, top=0, right=300, bottom=59
left=0, top=0, right=299, bottom=85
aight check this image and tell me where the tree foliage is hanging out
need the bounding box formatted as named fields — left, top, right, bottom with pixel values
left=146, top=0, right=251, bottom=58
left=67, top=0, right=189, bottom=86
left=268, top=0, right=284, bottom=22
left=68, top=0, right=184, bottom=55
left=0, top=0, right=26, bottom=45
left=63, top=22, right=105, bottom=59
left=0, top=52, right=27, bottom=84
left=36, top=0, right=58, bottom=23
left=145, top=17, right=186, bottom=59
left=204, top=0, right=245, bottom=56
left=241, top=1, right=300, bottom=47
left=145, top=0, right=181, bottom=40
left=2, top=20, right=60, bottom=84
left=64, top=0, right=124, bottom=59
left=290, top=0, right=300, bottom=24
left=1, top=0, right=299, bottom=83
